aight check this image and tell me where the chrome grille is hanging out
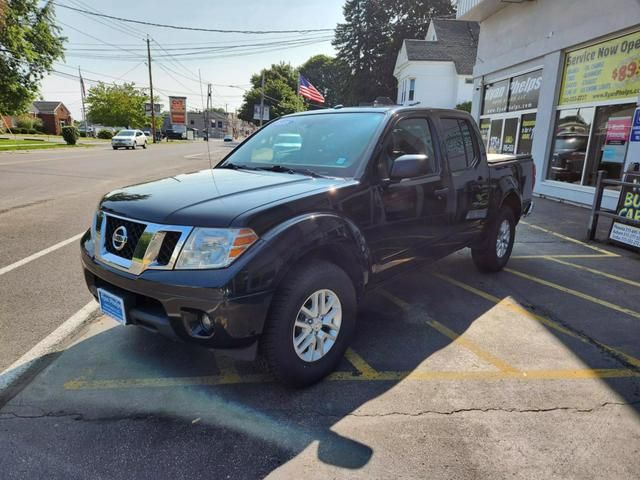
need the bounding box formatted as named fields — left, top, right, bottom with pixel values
left=95, top=212, right=192, bottom=275
left=104, top=216, right=146, bottom=260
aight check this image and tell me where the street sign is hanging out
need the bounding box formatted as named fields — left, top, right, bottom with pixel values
left=169, top=96, right=187, bottom=124
left=144, top=103, right=161, bottom=117
left=253, top=104, right=269, bottom=121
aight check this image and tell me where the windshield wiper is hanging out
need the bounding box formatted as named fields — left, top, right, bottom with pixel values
left=258, top=165, right=329, bottom=178
left=218, top=162, right=257, bottom=171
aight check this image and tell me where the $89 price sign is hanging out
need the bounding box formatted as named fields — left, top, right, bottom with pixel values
left=611, top=59, right=639, bottom=82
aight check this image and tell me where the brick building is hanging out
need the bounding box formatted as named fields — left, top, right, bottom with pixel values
left=30, top=101, right=73, bottom=135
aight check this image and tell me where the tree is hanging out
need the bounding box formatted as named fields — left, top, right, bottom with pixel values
left=85, top=82, right=148, bottom=128
left=333, top=0, right=454, bottom=105
left=299, top=55, right=349, bottom=107
left=238, top=63, right=306, bottom=124
left=0, top=0, right=66, bottom=115
left=455, top=101, right=471, bottom=113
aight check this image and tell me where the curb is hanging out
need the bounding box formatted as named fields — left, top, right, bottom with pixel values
left=0, top=301, right=100, bottom=403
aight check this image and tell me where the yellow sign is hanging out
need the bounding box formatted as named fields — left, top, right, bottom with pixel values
left=559, top=30, right=640, bottom=105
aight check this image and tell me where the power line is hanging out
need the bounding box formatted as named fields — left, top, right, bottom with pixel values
left=64, top=0, right=144, bottom=40
left=65, top=34, right=332, bottom=52
left=54, top=3, right=334, bottom=34
left=62, top=37, right=332, bottom=62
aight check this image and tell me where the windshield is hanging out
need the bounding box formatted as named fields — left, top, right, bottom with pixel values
left=116, top=130, right=135, bottom=137
left=219, top=112, right=385, bottom=177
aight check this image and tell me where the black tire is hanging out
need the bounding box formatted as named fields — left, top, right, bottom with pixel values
left=471, top=207, right=516, bottom=273
left=261, top=260, right=357, bottom=387
left=142, top=142, right=147, bottom=149
left=112, top=146, right=117, bottom=150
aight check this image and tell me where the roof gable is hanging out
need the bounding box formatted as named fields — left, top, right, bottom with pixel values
left=401, top=19, right=479, bottom=75
left=32, top=101, right=63, bottom=114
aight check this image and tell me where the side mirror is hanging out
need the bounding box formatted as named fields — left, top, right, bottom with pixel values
left=389, top=154, right=429, bottom=180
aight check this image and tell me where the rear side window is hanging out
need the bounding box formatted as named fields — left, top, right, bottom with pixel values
left=441, top=118, right=477, bottom=171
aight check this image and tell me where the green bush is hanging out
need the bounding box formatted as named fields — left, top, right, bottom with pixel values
left=61, top=126, right=79, bottom=145
left=97, top=129, right=113, bottom=139
left=79, top=131, right=87, bottom=137
left=27, top=129, right=37, bottom=134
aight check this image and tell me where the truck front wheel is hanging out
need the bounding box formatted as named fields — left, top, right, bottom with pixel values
left=262, top=260, right=357, bottom=387
left=471, top=207, right=516, bottom=273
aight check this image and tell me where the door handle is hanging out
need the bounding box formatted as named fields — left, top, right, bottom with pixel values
left=434, top=187, right=449, bottom=197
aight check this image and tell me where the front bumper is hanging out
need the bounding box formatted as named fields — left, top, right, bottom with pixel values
left=81, top=249, right=272, bottom=355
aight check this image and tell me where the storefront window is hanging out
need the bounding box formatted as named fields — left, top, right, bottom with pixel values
left=488, top=119, right=503, bottom=154
left=479, top=118, right=490, bottom=147
left=480, top=69, right=542, bottom=155
left=583, top=103, right=635, bottom=186
left=517, top=113, right=536, bottom=155
left=501, top=118, right=518, bottom=154
left=547, top=107, right=594, bottom=184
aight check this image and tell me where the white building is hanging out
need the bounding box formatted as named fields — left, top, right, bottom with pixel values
left=459, top=0, right=640, bottom=210
left=394, top=19, right=479, bottom=108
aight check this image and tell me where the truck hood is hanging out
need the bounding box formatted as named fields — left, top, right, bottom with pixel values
left=99, top=168, right=352, bottom=228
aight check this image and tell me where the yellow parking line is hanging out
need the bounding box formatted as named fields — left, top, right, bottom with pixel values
left=543, top=257, right=640, bottom=288
left=504, top=267, right=640, bottom=320
left=520, top=221, right=618, bottom=257
left=344, top=348, right=380, bottom=379
left=433, top=273, right=640, bottom=368
left=426, top=320, right=519, bottom=373
left=214, top=353, right=242, bottom=382
left=63, top=368, right=640, bottom=390
left=378, top=288, right=411, bottom=310
left=379, top=288, right=518, bottom=373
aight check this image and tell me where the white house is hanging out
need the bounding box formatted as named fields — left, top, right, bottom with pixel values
left=394, top=19, right=479, bottom=108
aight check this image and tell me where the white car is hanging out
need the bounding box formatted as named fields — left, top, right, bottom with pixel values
left=112, top=129, right=147, bottom=150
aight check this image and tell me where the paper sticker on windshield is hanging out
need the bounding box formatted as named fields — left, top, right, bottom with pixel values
left=336, top=157, right=346, bottom=165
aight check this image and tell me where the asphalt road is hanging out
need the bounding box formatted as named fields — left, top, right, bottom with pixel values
left=0, top=141, right=233, bottom=371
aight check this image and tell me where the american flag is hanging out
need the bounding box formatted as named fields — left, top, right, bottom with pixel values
left=298, top=74, right=325, bottom=104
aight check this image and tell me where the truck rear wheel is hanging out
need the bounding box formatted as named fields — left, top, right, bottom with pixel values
left=471, top=207, right=516, bottom=273
left=261, top=260, right=357, bottom=387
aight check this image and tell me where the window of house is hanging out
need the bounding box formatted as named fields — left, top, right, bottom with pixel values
left=409, top=79, right=416, bottom=101
left=441, top=118, right=476, bottom=171
left=465, top=78, right=473, bottom=84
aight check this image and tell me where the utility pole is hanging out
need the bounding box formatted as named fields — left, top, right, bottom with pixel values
left=146, top=35, right=156, bottom=144
left=259, top=70, right=265, bottom=127
left=206, top=83, right=212, bottom=140
left=78, top=66, right=87, bottom=136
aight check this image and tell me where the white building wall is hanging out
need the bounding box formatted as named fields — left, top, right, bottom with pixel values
left=455, top=76, right=473, bottom=105
left=470, top=0, right=640, bottom=210
left=396, top=62, right=460, bottom=108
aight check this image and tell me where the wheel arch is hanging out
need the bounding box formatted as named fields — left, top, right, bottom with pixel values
left=259, top=213, right=370, bottom=300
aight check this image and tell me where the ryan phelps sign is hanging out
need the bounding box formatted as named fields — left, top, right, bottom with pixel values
left=560, top=30, right=640, bottom=105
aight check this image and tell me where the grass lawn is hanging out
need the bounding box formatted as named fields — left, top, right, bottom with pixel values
left=0, top=139, right=91, bottom=151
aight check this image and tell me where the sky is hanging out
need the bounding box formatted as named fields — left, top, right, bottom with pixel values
left=40, top=0, right=347, bottom=119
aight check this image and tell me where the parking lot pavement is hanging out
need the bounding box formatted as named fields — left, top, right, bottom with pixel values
left=1, top=198, right=639, bottom=479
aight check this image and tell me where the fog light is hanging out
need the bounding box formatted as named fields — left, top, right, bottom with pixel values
left=200, top=313, right=214, bottom=334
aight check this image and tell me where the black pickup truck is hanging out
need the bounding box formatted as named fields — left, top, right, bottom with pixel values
left=81, top=107, right=534, bottom=386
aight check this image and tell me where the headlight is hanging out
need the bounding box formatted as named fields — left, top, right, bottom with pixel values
left=175, top=228, right=258, bottom=269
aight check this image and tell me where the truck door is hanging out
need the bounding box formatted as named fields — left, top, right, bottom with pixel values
left=367, top=115, right=453, bottom=275
left=436, top=115, right=491, bottom=247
